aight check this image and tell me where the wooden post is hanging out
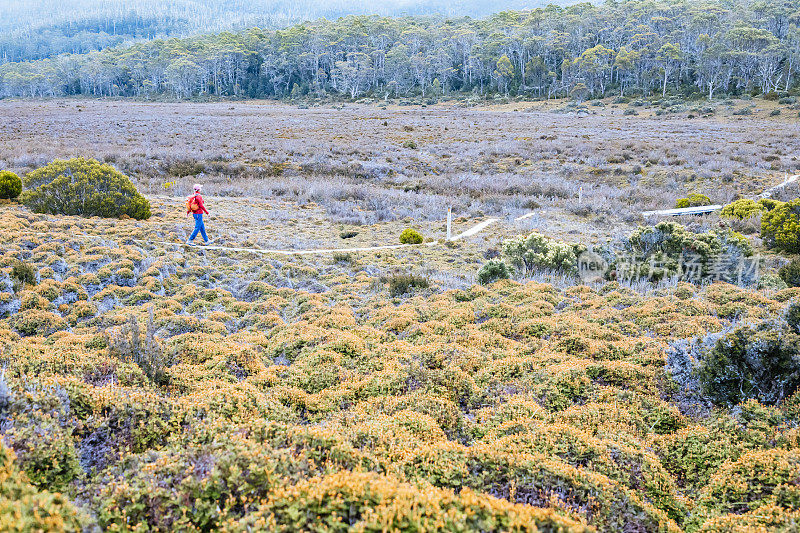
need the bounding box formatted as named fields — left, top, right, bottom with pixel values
left=447, top=207, right=452, bottom=241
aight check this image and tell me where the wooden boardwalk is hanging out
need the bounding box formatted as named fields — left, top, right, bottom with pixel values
left=642, top=174, right=798, bottom=218
left=642, top=205, right=724, bottom=217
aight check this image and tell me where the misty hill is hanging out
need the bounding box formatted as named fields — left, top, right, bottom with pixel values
left=0, top=0, right=585, bottom=62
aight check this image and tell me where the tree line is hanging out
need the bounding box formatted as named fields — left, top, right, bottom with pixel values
left=1, top=0, right=799, bottom=101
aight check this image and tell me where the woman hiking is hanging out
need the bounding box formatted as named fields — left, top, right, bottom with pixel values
left=186, top=184, right=211, bottom=245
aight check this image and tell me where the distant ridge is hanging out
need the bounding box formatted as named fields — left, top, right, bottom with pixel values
left=0, top=0, right=592, bottom=34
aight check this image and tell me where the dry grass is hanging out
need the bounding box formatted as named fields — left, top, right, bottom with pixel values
left=0, top=97, right=797, bottom=243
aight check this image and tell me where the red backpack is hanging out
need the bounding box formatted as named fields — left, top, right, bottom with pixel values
left=186, top=194, right=199, bottom=212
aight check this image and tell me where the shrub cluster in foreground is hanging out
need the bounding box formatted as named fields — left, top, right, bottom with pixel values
left=2, top=205, right=800, bottom=531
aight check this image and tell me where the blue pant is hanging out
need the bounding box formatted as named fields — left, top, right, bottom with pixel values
left=189, top=213, right=208, bottom=242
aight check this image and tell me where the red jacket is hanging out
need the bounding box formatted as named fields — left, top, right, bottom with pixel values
left=187, top=193, right=209, bottom=215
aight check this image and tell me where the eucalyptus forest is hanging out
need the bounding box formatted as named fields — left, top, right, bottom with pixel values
left=1, top=0, right=799, bottom=101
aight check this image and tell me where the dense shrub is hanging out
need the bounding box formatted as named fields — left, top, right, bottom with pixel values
left=627, top=221, right=750, bottom=257
left=399, top=228, right=423, bottom=244
left=477, top=259, right=510, bottom=284
left=11, top=309, right=67, bottom=336
left=492, top=426, right=686, bottom=521
left=623, top=222, right=753, bottom=282
left=692, top=449, right=800, bottom=528
left=233, top=471, right=587, bottom=532
left=109, top=310, right=169, bottom=386
left=96, top=438, right=282, bottom=530
left=502, top=232, right=585, bottom=276
left=780, top=259, right=800, bottom=287
left=3, top=380, right=82, bottom=494
left=10, top=260, right=36, bottom=290
left=166, top=158, right=205, bottom=177
left=698, top=321, right=800, bottom=406
left=385, top=273, right=429, bottom=296
left=6, top=414, right=81, bottom=492
left=719, top=198, right=768, bottom=220
left=0, top=170, right=22, bottom=199
left=788, top=301, right=800, bottom=333
left=761, top=198, right=800, bottom=253
left=4, top=194, right=800, bottom=530
left=674, top=193, right=711, bottom=208
left=0, top=443, right=86, bottom=531
left=21, top=158, right=151, bottom=220
left=405, top=444, right=678, bottom=531
left=653, top=425, right=739, bottom=493
left=758, top=272, right=789, bottom=290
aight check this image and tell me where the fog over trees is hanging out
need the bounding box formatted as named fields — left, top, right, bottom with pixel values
left=0, top=0, right=798, bottom=101
left=0, top=0, right=575, bottom=62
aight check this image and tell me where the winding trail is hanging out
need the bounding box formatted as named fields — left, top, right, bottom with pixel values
left=17, top=214, right=502, bottom=257
left=450, top=218, right=499, bottom=240
left=148, top=240, right=441, bottom=255
left=142, top=216, right=501, bottom=255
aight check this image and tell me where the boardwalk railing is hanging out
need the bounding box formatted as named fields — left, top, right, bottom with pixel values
left=642, top=174, right=798, bottom=218
left=642, top=205, right=724, bottom=217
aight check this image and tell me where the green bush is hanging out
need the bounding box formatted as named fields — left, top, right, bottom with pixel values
left=758, top=272, right=788, bottom=290
left=234, top=471, right=584, bottom=533
left=779, top=259, right=800, bottom=287
left=6, top=414, right=81, bottom=492
left=399, top=228, right=423, bottom=244
left=674, top=193, right=711, bottom=209
left=0, top=443, right=87, bottom=531
left=698, top=321, right=800, bottom=406
left=719, top=198, right=768, bottom=220
left=757, top=198, right=782, bottom=211
left=477, top=259, right=510, bottom=284
left=623, top=222, right=753, bottom=282
left=762, top=199, right=800, bottom=253
left=0, top=170, right=22, bottom=199
left=21, top=158, right=151, bottom=220
left=385, top=273, right=429, bottom=297
left=692, top=449, right=800, bottom=528
left=11, top=260, right=36, bottom=290
left=11, top=309, right=67, bottom=336
left=502, top=232, right=585, bottom=277
left=404, top=444, right=675, bottom=531
left=786, top=301, right=800, bottom=334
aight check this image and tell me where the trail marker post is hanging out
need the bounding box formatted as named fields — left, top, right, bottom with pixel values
left=447, top=207, right=452, bottom=241
left=579, top=187, right=583, bottom=205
